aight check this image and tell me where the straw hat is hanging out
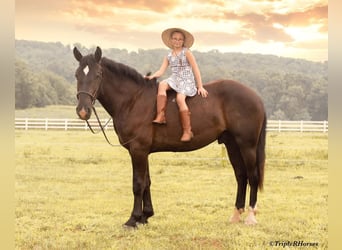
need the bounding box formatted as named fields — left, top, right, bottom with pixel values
left=161, top=28, right=194, bottom=49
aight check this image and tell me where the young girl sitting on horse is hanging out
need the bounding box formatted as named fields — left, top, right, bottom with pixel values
left=146, top=28, right=208, bottom=142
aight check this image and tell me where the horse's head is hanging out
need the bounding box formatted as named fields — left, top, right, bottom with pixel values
left=73, top=46, right=103, bottom=120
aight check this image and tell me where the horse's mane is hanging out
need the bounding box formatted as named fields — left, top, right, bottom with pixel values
left=101, top=57, right=148, bottom=85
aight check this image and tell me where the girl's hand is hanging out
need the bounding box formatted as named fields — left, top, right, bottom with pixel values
left=144, top=75, right=156, bottom=80
left=197, top=86, right=208, bottom=98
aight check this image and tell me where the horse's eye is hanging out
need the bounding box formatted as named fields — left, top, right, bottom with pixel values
left=75, top=68, right=84, bottom=79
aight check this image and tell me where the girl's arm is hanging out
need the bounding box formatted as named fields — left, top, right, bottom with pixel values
left=146, top=56, right=169, bottom=79
left=185, top=50, right=208, bottom=98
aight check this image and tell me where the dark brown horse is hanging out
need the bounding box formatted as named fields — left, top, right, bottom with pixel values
left=73, top=46, right=266, bottom=227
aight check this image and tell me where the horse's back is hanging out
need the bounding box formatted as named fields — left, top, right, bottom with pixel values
left=189, top=79, right=265, bottom=139
left=189, top=79, right=264, bottom=117
left=205, top=79, right=263, bottom=105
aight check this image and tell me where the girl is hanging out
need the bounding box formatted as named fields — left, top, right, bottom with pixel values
left=146, top=28, right=208, bottom=142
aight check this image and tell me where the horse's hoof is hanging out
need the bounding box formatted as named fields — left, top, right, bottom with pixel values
left=229, top=215, right=241, bottom=223
left=244, top=216, right=257, bottom=225
left=229, top=208, right=244, bottom=223
left=136, top=222, right=148, bottom=228
left=244, top=210, right=258, bottom=225
left=245, top=218, right=258, bottom=226
left=122, top=224, right=137, bottom=230
left=137, top=215, right=149, bottom=225
left=123, top=218, right=138, bottom=230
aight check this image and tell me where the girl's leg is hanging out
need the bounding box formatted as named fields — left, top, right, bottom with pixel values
left=157, top=81, right=170, bottom=96
left=175, top=93, right=188, bottom=111
left=153, top=81, right=170, bottom=124
left=176, top=93, right=193, bottom=142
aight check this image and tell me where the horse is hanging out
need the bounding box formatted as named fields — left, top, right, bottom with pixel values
left=73, top=46, right=266, bottom=227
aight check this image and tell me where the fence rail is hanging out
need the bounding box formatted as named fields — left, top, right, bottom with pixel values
left=266, top=120, right=328, bottom=132
left=14, top=118, right=328, bottom=132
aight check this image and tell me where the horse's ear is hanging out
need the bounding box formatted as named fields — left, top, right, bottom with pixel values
left=95, top=46, right=102, bottom=62
left=73, top=47, right=83, bottom=62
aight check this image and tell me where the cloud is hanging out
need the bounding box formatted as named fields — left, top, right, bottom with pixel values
left=15, top=0, right=328, bottom=61
left=65, top=0, right=180, bottom=17
left=270, top=5, right=328, bottom=27
left=73, top=22, right=161, bottom=48
left=221, top=12, right=293, bottom=43
left=218, top=3, right=327, bottom=44
left=195, top=31, right=246, bottom=47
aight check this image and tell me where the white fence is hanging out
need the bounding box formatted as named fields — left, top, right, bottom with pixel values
left=266, top=120, right=328, bottom=132
left=15, top=118, right=328, bottom=133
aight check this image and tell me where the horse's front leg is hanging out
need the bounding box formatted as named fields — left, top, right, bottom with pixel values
left=124, top=150, right=150, bottom=228
left=140, top=162, right=154, bottom=224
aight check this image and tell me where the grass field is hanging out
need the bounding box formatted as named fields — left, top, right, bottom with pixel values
left=15, top=130, right=328, bottom=249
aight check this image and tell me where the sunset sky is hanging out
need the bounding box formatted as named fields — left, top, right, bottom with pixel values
left=15, top=0, right=328, bottom=62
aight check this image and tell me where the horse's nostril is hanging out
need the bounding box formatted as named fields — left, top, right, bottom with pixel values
left=77, top=107, right=88, bottom=120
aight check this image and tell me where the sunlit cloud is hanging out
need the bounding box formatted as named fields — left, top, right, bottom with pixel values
left=15, top=0, right=328, bottom=61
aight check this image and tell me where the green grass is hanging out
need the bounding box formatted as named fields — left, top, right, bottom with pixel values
left=15, top=130, right=328, bottom=249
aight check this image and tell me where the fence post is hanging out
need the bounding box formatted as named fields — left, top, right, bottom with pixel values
left=45, top=118, right=48, bottom=130
left=278, top=120, right=281, bottom=132
left=323, top=120, right=327, bottom=133
left=300, top=120, right=303, bottom=133
left=64, top=119, right=68, bottom=131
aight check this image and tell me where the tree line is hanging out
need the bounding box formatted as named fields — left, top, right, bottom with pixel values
left=15, top=40, right=327, bottom=120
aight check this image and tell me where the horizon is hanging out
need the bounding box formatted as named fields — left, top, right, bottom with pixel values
left=16, top=38, right=328, bottom=64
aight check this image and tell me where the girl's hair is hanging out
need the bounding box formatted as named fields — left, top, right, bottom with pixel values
left=171, top=31, right=185, bottom=40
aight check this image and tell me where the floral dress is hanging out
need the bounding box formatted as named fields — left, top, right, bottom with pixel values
left=165, top=47, right=197, bottom=97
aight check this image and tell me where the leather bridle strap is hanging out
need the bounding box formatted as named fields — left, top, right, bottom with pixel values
left=86, top=106, right=118, bottom=146
left=76, top=91, right=96, bottom=105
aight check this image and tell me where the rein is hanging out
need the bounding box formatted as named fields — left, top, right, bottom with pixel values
left=77, top=91, right=140, bottom=147
left=86, top=106, right=118, bottom=147
left=85, top=105, right=139, bottom=147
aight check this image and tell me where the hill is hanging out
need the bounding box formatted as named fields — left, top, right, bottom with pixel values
left=15, top=39, right=327, bottom=120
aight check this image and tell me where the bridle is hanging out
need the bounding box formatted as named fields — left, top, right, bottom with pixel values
left=76, top=66, right=103, bottom=105
left=76, top=90, right=97, bottom=105
left=76, top=66, right=117, bottom=146
left=76, top=65, right=139, bottom=147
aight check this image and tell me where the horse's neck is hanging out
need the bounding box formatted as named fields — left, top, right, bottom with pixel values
left=97, top=72, right=155, bottom=121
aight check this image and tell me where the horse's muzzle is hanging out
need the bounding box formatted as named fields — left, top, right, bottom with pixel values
left=76, top=105, right=92, bottom=120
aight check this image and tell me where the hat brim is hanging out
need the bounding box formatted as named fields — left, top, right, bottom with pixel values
left=161, top=28, right=194, bottom=49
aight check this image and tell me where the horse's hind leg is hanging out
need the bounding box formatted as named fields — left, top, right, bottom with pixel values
left=239, top=146, right=259, bottom=225
left=219, top=132, right=248, bottom=223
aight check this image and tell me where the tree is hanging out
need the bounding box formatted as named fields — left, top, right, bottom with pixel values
left=40, top=71, right=75, bottom=105
left=15, top=58, right=76, bottom=108
left=15, top=59, right=36, bottom=109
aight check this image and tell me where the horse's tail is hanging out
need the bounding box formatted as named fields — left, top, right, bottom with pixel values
left=256, top=113, right=267, bottom=191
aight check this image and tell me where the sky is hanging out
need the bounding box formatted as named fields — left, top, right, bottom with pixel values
left=15, top=0, right=328, bottom=62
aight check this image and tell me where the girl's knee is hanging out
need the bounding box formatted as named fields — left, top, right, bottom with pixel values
left=176, top=93, right=185, bottom=102
left=158, top=81, right=169, bottom=95
left=176, top=94, right=188, bottom=110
